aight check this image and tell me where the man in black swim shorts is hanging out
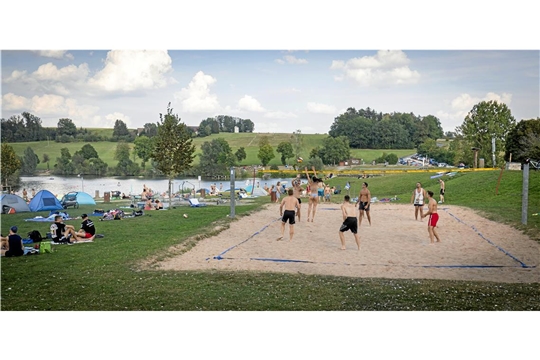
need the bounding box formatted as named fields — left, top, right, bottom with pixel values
left=278, top=188, right=300, bottom=241
left=339, top=195, right=361, bottom=250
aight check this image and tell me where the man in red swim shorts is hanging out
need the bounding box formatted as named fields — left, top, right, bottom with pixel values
left=422, top=190, right=441, bottom=243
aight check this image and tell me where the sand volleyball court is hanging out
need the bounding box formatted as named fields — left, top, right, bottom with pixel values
left=157, top=203, right=540, bottom=283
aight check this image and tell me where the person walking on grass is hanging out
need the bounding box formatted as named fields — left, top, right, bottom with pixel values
left=357, top=182, right=372, bottom=226
left=422, top=190, right=441, bottom=244
left=411, top=182, right=428, bottom=221
left=304, top=166, right=323, bottom=222
left=339, top=195, right=361, bottom=250
left=278, top=189, right=300, bottom=241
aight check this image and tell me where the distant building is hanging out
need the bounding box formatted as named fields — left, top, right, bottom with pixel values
left=234, top=126, right=239, bottom=133
left=137, top=128, right=144, bottom=136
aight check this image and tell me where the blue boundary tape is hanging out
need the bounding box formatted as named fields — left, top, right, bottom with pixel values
left=442, top=208, right=533, bottom=268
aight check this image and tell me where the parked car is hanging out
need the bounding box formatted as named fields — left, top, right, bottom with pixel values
left=438, top=163, right=447, bottom=167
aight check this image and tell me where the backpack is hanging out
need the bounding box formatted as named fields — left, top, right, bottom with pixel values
left=28, top=230, right=44, bottom=242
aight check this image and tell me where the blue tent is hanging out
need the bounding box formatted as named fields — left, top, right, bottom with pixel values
left=28, top=190, right=64, bottom=212
left=62, top=191, right=96, bottom=205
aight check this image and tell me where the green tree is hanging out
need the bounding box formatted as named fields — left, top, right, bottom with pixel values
left=20, top=146, right=40, bottom=175
left=114, top=142, right=131, bottom=162
left=456, top=100, right=516, bottom=167
left=134, top=135, right=155, bottom=170
left=152, top=103, right=196, bottom=208
left=143, top=123, right=158, bottom=137
left=113, top=119, right=130, bottom=138
left=276, top=142, right=294, bottom=165
left=235, top=147, right=247, bottom=162
left=88, top=158, right=108, bottom=176
left=318, top=136, right=350, bottom=165
left=505, top=118, right=540, bottom=163
left=258, top=143, right=275, bottom=166
left=290, top=130, right=304, bottom=160
left=54, top=148, right=75, bottom=175
left=199, top=138, right=237, bottom=176
left=42, top=153, right=50, bottom=170
left=1, top=143, right=21, bottom=187
left=75, top=144, right=99, bottom=160
left=56, top=118, right=77, bottom=138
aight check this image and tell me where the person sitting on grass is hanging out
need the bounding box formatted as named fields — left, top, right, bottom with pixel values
left=154, top=199, right=163, bottom=210
left=76, top=214, right=95, bottom=241
left=1, top=226, right=24, bottom=257
left=144, top=198, right=153, bottom=210
left=50, top=215, right=82, bottom=244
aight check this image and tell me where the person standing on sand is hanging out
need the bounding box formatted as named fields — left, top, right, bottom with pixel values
left=278, top=189, right=300, bottom=241
left=339, top=195, right=361, bottom=250
left=438, top=179, right=445, bottom=204
left=292, top=176, right=303, bottom=221
left=422, top=190, right=441, bottom=243
left=357, top=182, right=372, bottom=226
left=304, top=166, right=323, bottom=222
left=410, top=182, right=428, bottom=221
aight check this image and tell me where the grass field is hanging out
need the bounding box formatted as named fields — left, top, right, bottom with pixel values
left=9, top=133, right=414, bottom=170
left=1, top=171, right=539, bottom=311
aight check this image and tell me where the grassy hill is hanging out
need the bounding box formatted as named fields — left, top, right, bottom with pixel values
left=10, top=132, right=415, bottom=170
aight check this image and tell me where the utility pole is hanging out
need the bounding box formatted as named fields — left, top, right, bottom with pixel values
left=522, top=159, right=530, bottom=225
left=230, top=167, right=236, bottom=218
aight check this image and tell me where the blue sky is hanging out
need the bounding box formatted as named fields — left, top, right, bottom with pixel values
left=2, top=49, right=538, bottom=134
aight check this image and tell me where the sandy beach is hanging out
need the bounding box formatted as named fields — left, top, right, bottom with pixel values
left=156, top=203, right=540, bottom=283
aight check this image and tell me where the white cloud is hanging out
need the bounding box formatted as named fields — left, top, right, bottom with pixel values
left=2, top=70, right=27, bottom=83
left=2, top=93, right=30, bottom=110
left=275, top=55, right=308, bottom=65
left=105, top=112, right=132, bottom=128
left=438, top=91, right=514, bottom=132
left=264, top=111, right=298, bottom=119
left=30, top=50, right=74, bottom=60
left=238, top=95, right=265, bottom=112
left=32, top=62, right=89, bottom=82
left=307, top=102, right=337, bottom=114
left=88, top=50, right=173, bottom=92
left=331, top=50, right=420, bottom=87
left=174, top=71, right=221, bottom=113
left=283, top=87, right=301, bottom=93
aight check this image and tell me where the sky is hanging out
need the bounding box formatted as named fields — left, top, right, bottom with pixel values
left=2, top=49, right=538, bottom=134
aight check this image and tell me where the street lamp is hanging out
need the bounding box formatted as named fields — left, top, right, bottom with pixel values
left=78, top=174, right=84, bottom=192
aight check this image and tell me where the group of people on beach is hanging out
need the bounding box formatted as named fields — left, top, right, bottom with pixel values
left=277, top=166, right=444, bottom=249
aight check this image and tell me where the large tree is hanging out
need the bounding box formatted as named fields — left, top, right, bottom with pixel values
left=152, top=104, right=196, bottom=208
left=56, top=118, right=77, bottom=139
left=258, top=144, right=275, bottom=167
left=505, top=118, right=540, bottom=163
left=276, top=142, right=294, bottom=165
left=456, top=100, right=516, bottom=167
left=1, top=143, right=21, bottom=187
left=134, top=135, right=155, bottom=170
left=318, top=136, right=351, bottom=165
left=20, top=146, right=40, bottom=175
left=113, top=119, right=130, bottom=138
left=199, top=138, right=237, bottom=176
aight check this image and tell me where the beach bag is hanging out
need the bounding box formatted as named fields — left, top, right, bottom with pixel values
left=28, top=230, right=44, bottom=242
left=40, top=241, right=52, bottom=253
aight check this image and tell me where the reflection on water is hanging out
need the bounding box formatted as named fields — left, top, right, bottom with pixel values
left=17, top=175, right=295, bottom=198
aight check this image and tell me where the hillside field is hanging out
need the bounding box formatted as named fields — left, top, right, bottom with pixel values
left=9, top=132, right=415, bottom=170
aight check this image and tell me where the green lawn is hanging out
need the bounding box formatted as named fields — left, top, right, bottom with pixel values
left=2, top=171, right=539, bottom=311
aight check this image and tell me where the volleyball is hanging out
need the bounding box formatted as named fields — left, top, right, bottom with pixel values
left=297, top=157, right=303, bottom=163
left=183, top=214, right=188, bottom=218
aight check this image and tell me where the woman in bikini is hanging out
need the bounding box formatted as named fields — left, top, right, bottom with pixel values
left=304, top=166, right=323, bottom=222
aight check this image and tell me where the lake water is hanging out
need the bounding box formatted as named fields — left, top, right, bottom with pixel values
left=18, top=175, right=296, bottom=198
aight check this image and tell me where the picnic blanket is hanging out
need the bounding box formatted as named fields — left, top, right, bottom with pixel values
left=25, top=211, right=73, bottom=222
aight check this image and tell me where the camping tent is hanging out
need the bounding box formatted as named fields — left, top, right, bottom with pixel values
left=61, top=191, right=96, bottom=205
left=28, top=190, right=64, bottom=212
left=1, top=194, right=31, bottom=213
left=245, top=185, right=268, bottom=196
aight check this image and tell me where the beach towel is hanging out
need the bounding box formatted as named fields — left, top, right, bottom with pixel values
left=188, top=198, right=206, bottom=207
